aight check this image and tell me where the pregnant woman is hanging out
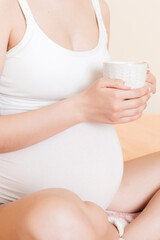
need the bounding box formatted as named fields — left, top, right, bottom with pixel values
left=0, top=0, right=159, bottom=239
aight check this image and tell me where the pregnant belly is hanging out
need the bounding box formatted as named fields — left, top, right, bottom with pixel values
left=0, top=122, right=124, bottom=210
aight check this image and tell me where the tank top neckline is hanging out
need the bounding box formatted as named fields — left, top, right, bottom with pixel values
left=9, top=0, right=106, bottom=57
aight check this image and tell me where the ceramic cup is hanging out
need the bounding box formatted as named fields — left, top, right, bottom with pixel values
left=103, top=61, right=147, bottom=89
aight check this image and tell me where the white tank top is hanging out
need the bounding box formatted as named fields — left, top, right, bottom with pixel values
left=0, top=0, right=124, bottom=210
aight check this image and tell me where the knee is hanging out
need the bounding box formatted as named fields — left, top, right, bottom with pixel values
left=18, top=189, right=97, bottom=240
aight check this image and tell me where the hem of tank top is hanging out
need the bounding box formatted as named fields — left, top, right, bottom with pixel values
left=5, top=19, right=33, bottom=58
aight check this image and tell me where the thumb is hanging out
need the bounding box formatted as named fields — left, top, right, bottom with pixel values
left=101, top=78, right=132, bottom=90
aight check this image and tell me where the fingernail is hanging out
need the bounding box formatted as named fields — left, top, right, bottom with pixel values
left=150, top=92, right=153, bottom=97
left=149, top=87, right=151, bottom=92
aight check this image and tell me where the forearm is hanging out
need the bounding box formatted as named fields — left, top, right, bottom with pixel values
left=0, top=93, right=85, bottom=153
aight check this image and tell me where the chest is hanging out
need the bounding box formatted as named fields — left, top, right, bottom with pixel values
left=9, top=0, right=99, bottom=52
left=3, top=0, right=110, bottom=102
left=5, top=37, right=109, bottom=101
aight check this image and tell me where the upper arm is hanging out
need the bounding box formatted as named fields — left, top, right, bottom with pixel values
left=99, top=0, right=110, bottom=50
left=0, top=0, right=13, bottom=75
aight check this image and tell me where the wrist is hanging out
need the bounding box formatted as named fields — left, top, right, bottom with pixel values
left=70, top=93, right=87, bottom=124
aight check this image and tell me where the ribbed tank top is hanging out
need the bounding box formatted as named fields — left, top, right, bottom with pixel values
left=0, top=0, right=124, bottom=210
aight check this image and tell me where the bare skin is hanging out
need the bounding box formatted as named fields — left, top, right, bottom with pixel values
left=108, top=151, right=160, bottom=213
left=0, top=188, right=119, bottom=240
left=107, top=151, right=160, bottom=239
left=0, top=0, right=159, bottom=239
left=123, top=189, right=160, bottom=240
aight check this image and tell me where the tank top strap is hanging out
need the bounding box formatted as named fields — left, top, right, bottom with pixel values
left=17, top=0, right=108, bottom=45
left=17, top=0, right=37, bottom=28
left=91, top=0, right=108, bottom=44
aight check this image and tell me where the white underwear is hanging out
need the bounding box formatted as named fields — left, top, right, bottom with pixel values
left=105, top=210, right=140, bottom=239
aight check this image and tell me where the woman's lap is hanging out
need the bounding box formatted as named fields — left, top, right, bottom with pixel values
left=0, top=188, right=81, bottom=239
left=1, top=152, right=159, bottom=239
left=0, top=188, right=111, bottom=240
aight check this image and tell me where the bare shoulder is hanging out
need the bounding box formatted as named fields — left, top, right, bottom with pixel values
left=99, top=0, right=110, bottom=18
left=0, top=0, right=19, bottom=28
left=99, top=0, right=110, bottom=47
left=0, top=0, right=17, bottom=37
left=99, top=0, right=110, bottom=31
left=0, top=0, right=16, bottom=73
left=0, top=0, right=15, bottom=16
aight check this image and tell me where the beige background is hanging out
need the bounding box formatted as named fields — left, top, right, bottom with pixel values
left=106, top=0, right=160, bottom=113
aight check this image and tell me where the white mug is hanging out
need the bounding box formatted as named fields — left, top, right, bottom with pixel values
left=103, top=61, right=147, bottom=89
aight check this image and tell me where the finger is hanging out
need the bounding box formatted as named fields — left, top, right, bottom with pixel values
left=146, top=73, right=152, bottom=83
left=101, top=78, right=132, bottom=90
left=146, top=64, right=150, bottom=73
left=115, top=84, right=150, bottom=100
left=146, top=72, right=156, bottom=83
left=146, top=72, right=150, bottom=82
left=119, top=103, right=147, bottom=118
left=145, top=74, right=157, bottom=94
left=145, top=82, right=153, bottom=94
left=122, top=93, right=151, bottom=110
left=115, top=113, right=142, bottom=124
left=145, top=80, right=156, bottom=95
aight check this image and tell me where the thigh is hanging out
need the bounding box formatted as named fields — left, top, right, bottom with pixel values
left=0, top=188, right=111, bottom=240
left=107, top=151, right=160, bottom=213
left=123, top=189, right=160, bottom=240
left=0, top=188, right=84, bottom=240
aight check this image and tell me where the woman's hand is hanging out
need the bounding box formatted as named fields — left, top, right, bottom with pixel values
left=79, top=78, right=151, bottom=124
left=145, top=66, right=157, bottom=95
